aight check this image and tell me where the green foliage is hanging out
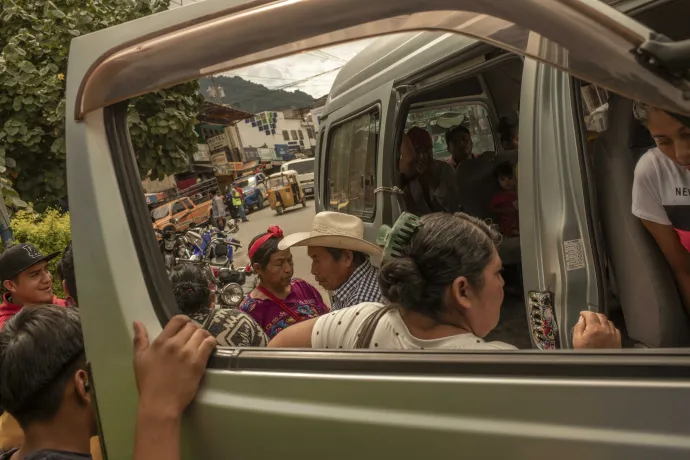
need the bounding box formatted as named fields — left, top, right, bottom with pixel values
left=199, top=76, right=315, bottom=113
left=0, top=0, right=203, bottom=210
left=7, top=208, right=71, bottom=297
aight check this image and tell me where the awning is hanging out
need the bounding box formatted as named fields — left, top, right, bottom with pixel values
left=197, top=101, right=253, bottom=125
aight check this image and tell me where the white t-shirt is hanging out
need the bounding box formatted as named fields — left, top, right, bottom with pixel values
left=632, top=147, right=690, bottom=251
left=311, top=302, right=517, bottom=350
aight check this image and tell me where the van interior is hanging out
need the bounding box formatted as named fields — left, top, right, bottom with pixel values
left=391, top=0, right=690, bottom=348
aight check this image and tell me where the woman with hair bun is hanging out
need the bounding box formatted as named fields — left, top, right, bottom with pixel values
left=269, top=213, right=621, bottom=350
left=169, top=263, right=268, bottom=347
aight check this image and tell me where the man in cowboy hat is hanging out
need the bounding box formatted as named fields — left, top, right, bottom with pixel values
left=279, top=212, right=382, bottom=311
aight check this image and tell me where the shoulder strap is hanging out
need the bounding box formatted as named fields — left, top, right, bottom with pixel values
left=256, top=285, right=302, bottom=322
left=355, top=305, right=395, bottom=349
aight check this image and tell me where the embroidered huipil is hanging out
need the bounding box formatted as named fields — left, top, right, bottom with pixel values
left=240, top=278, right=328, bottom=339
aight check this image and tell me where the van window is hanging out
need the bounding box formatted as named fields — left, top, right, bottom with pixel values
left=406, top=103, right=494, bottom=159
left=288, top=160, right=314, bottom=175
left=326, top=108, right=379, bottom=219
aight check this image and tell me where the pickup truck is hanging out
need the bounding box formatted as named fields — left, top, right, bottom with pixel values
left=150, top=197, right=212, bottom=232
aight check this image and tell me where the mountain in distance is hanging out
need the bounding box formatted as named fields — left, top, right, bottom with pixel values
left=199, top=76, right=317, bottom=114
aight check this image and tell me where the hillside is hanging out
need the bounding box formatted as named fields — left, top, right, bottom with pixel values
left=199, top=76, right=316, bottom=114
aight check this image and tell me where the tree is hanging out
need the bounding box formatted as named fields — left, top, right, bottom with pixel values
left=0, top=0, right=203, bottom=211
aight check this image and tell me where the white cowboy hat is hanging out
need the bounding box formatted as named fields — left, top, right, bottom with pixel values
left=278, top=211, right=382, bottom=259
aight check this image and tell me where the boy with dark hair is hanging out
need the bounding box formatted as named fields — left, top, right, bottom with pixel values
left=490, top=161, right=519, bottom=237
left=0, top=306, right=215, bottom=460
left=57, top=242, right=77, bottom=306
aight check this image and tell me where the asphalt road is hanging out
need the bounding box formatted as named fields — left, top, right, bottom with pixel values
left=231, top=199, right=331, bottom=306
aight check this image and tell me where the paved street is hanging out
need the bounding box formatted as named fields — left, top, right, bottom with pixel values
left=231, top=199, right=331, bottom=305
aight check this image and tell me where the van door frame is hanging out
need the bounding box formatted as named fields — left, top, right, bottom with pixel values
left=319, top=81, right=397, bottom=243
left=518, top=58, right=603, bottom=348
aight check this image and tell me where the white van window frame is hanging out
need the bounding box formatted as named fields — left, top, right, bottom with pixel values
left=324, top=103, right=381, bottom=222
left=94, top=76, right=690, bottom=387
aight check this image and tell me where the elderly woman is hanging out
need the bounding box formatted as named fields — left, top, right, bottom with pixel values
left=269, top=213, right=621, bottom=350
left=169, top=263, right=267, bottom=347
left=631, top=103, right=690, bottom=312
left=239, top=226, right=329, bottom=339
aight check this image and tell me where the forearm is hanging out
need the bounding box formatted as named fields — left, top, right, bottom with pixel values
left=133, top=404, right=182, bottom=460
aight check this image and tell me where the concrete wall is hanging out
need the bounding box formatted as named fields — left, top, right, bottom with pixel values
left=141, top=174, right=177, bottom=193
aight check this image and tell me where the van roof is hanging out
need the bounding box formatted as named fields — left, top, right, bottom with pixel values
left=325, top=32, right=478, bottom=115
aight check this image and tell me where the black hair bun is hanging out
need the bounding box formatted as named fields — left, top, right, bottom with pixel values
left=379, top=256, right=425, bottom=307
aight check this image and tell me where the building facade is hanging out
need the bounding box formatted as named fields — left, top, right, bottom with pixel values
left=236, top=109, right=317, bottom=160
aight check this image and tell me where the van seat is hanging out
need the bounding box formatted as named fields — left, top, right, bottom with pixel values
left=455, top=150, right=520, bottom=265
left=593, top=96, right=690, bottom=347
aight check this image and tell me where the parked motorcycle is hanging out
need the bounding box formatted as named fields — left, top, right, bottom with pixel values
left=175, top=258, right=247, bottom=309
left=190, top=227, right=242, bottom=269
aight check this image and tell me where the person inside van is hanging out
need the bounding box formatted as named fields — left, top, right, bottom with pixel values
left=279, top=212, right=383, bottom=311
left=498, top=117, right=519, bottom=151
left=490, top=162, right=519, bottom=237
left=239, top=227, right=328, bottom=339
left=631, top=102, right=690, bottom=313
left=268, top=212, right=622, bottom=350
left=445, top=124, right=474, bottom=169
left=399, top=128, right=460, bottom=215
left=0, top=306, right=216, bottom=460
left=169, top=263, right=268, bottom=347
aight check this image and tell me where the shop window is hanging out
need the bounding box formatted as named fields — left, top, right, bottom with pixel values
left=326, top=108, right=379, bottom=220
left=298, top=130, right=304, bottom=140
left=291, top=130, right=298, bottom=141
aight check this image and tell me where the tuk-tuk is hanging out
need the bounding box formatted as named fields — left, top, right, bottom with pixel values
left=267, top=170, right=306, bottom=215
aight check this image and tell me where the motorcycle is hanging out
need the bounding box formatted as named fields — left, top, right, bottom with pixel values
left=175, top=258, right=247, bottom=309
left=190, top=227, right=242, bottom=269
left=159, top=227, right=178, bottom=268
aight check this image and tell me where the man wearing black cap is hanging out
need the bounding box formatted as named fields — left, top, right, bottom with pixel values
left=0, top=243, right=66, bottom=328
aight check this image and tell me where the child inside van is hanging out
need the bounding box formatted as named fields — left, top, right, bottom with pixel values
left=490, top=161, right=519, bottom=237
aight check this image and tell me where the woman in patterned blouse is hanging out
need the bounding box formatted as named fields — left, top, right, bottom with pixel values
left=240, top=226, right=329, bottom=339
left=169, top=263, right=268, bottom=347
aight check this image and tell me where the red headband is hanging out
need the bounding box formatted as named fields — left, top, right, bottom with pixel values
left=246, top=226, right=284, bottom=272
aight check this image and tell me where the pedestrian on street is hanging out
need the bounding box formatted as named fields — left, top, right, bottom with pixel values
left=279, top=212, right=383, bottom=311
left=211, top=190, right=226, bottom=231
left=232, top=186, right=248, bottom=222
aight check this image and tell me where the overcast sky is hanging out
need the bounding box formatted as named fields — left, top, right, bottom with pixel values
left=169, top=0, right=371, bottom=98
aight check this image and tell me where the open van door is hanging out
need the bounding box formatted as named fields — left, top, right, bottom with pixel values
left=66, top=1, right=690, bottom=459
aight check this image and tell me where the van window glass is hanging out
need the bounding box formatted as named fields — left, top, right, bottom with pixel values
left=151, top=204, right=170, bottom=221
left=172, top=202, right=185, bottom=214
left=326, top=109, right=379, bottom=219
left=406, top=103, right=494, bottom=160
left=288, top=160, right=314, bottom=175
